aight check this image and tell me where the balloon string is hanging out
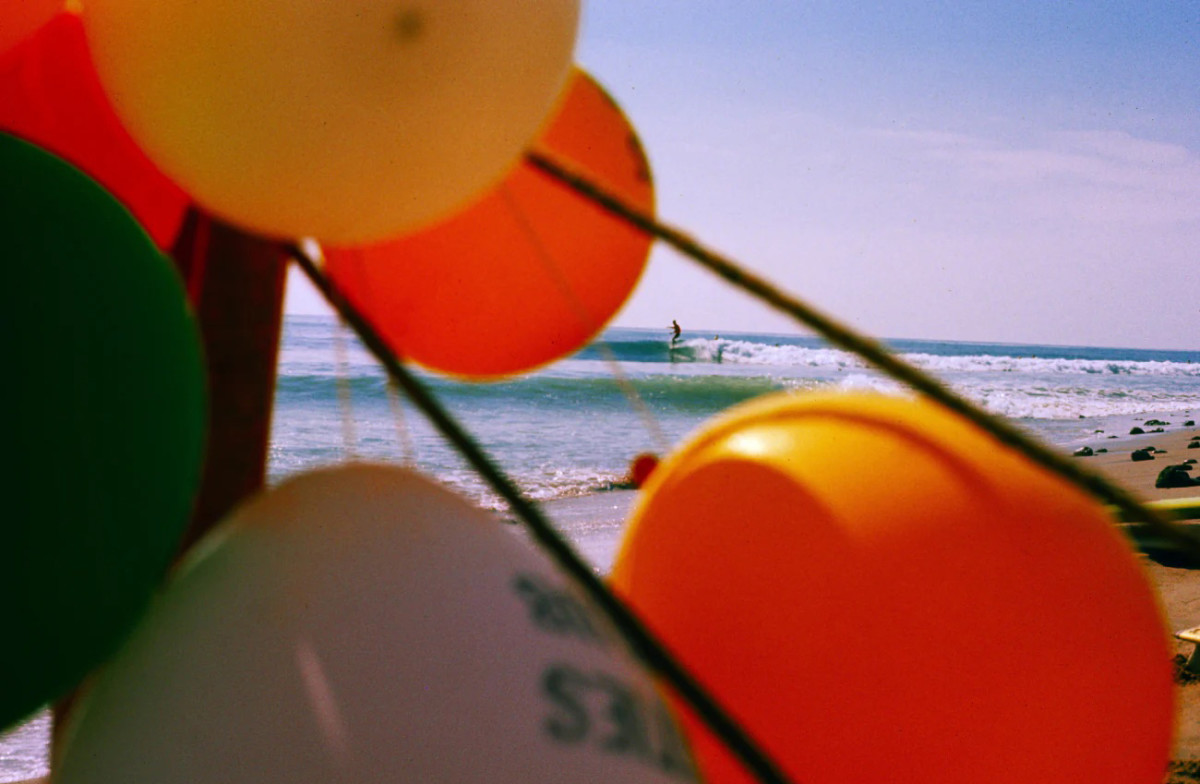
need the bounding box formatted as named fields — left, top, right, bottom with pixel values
left=309, top=238, right=417, bottom=466
left=496, top=184, right=671, bottom=456
left=525, top=148, right=1200, bottom=558
left=333, top=318, right=358, bottom=458
left=385, top=379, right=418, bottom=467
left=286, top=243, right=798, bottom=784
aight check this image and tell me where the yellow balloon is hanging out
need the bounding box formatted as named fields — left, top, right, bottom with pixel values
left=81, top=0, right=579, bottom=244
left=56, top=465, right=699, bottom=784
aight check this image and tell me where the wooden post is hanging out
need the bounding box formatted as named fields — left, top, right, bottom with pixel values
left=175, top=212, right=289, bottom=550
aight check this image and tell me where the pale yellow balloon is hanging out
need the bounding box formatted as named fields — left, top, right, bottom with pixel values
left=55, top=465, right=699, bottom=784
left=81, top=0, right=579, bottom=243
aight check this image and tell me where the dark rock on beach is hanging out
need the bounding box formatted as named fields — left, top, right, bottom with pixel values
left=1073, top=446, right=1094, bottom=457
left=1130, top=427, right=1146, bottom=435
left=1131, top=448, right=1156, bottom=462
left=1166, top=760, right=1200, bottom=783
left=1156, top=465, right=1200, bottom=489
left=1146, top=419, right=1170, bottom=426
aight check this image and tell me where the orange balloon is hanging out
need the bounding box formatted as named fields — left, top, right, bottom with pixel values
left=0, top=0, right=61, bottom=55
left=611, top=392, right=1174, bottom=784
left=324, top=69, right=654, bottom=379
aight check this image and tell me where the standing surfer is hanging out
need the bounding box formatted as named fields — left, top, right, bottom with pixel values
left=670, top=319, right=681, bottom=345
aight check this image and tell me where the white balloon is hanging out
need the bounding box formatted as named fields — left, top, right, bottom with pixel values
left=56, top=465, right=698, bottom=784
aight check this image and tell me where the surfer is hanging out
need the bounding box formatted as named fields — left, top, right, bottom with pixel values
left=670, top=319, right=681, bottom=344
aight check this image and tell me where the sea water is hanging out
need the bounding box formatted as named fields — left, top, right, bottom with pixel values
left=4, top=316, right=1200, bottom=780
left=272, top=316, right=1200, bottom=507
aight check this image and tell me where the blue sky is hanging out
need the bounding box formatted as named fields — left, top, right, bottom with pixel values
left=288, top=2, right=1200, bottom=349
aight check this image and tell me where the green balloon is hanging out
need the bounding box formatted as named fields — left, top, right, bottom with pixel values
left=1, top=133, right=207, bottom=730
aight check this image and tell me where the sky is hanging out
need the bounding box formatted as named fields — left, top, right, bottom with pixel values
left=286, top=2, right=1200, bottom=350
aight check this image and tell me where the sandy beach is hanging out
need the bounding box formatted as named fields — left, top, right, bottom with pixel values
left=1067, top=424, right=1200, bottom=780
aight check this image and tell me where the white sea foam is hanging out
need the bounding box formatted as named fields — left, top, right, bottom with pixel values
left=677, top=337, right=1200, bottom=377
left=966, top=386, right=1200, bottom=421
left=832, top=373, right=909, bottom=396
left=904, top=353, right=1200, bottom=377
left=0, top=710, right=48, bottom=782
left=438, top=465, right=629, bottom=511
left=680, top=338, right=869, bottom=369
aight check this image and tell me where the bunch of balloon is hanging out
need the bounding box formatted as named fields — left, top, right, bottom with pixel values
left=610, top=392, right=1175, bottom=784
left=0, top=133, right=207, bottom=731
left=0, top=11, right=189, bottom=249
left=55, top=465, right=701, bottom=784
left=323, top=68, right=656, bottom=379
left=51, top=0, right=584, bottom=530
left=81, top=0, right=581, bottom=244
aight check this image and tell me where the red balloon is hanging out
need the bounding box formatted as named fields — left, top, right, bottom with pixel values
left=627, top=453, right=660, bottom=488
left=323, top=69, right=655, bottom=379
left=0, top=0, right=61, bottom=56
left=0, top=12, right=188, bottom=248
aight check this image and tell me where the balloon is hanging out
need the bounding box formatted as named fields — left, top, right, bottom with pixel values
left=611, top=392, right=1174, bottom=784
left=0, top=12, right=189, bottom=249
left=627, top=453, right=660, bottom=489
left=0, top=133, right=206, bottom=730
left=82, top=0, right=580, bottom=244
left=55, top=464, right=700, bottom=784
left=0, top=0, right=61, bottom=55
left=324, top=69, right=654, bottom=378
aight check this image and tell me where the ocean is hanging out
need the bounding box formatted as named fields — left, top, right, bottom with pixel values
left=4, top=315, right=1200, bottom=780
left=269, top=316, right=1200, bottom=508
